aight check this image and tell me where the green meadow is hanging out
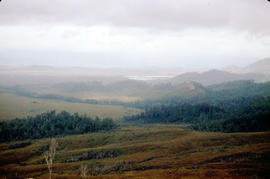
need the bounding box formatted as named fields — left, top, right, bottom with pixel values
left=0, top=93, right=141, bottom=120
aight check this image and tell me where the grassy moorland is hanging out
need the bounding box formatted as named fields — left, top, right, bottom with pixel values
left=0, top=80, right=270, bottom=178
left=0, top=124, right=269, bottom=178
left=0, top=93, right=141, bottom=120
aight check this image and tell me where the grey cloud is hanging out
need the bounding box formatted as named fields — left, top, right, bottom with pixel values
left=0, top=0, right=270, bottom=34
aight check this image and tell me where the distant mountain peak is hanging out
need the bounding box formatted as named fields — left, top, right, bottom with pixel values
left=170, top=68, right=267, bottom=86
left=245, top=57, right=270, bottom=74
left=246, top=57, right=270, bottom=67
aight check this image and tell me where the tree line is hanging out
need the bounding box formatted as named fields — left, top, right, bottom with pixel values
left=0, top=111, right=117, bottom=142
left=124, top=96, right=270, bottom=132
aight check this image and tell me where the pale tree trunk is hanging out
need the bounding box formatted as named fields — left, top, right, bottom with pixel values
left=44, top=138, right=57, bottom=179
left=80, top=164, right=88, bottom=178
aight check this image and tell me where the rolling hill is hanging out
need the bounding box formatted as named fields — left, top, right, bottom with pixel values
left=223, top=57, right=270, bottom=75
left=170, top=69, right=268, bottom=86
left=245, top=57, right=270, bottom=74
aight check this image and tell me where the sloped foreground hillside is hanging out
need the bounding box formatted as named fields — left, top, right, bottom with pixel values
left=0, top=124, right=269, bottom=178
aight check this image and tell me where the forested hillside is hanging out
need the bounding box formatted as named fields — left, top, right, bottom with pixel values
left=131, top=80, right=270, bottom=108
left=124, top=96, right=270, bottom=132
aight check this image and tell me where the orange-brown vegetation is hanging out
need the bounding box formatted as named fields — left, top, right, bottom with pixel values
left=0, top=124, right=269, bottom=178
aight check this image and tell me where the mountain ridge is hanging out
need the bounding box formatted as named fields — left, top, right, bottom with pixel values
left=170, top=69, right=269, bottom=86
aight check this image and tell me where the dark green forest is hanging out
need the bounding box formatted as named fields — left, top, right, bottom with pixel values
left=124, top=96, right=270, bottom=132
left=1, top=80, right=270, bottom=141
left=0, top=111, right=117, bottom=142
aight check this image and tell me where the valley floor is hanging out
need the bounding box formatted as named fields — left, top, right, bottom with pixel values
left=0, top=124, right=269, bottom=178
left=0, top=93, right=141, bottom=120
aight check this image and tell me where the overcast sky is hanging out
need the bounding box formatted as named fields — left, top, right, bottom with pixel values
left=0, top=0, right=270, bottom=69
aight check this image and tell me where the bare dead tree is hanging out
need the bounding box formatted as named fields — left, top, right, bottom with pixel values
left=80, top=164, right=88, bottom=178
left=44, top=138, right=57, bottom=179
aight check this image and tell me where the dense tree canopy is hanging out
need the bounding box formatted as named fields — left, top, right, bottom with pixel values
left=124, top=96, right=270, bottom=132
left=0, top=111, right=117, bottom=142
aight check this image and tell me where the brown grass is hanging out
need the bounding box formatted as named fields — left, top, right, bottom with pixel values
left=0, top=124, right=269, bottom=179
